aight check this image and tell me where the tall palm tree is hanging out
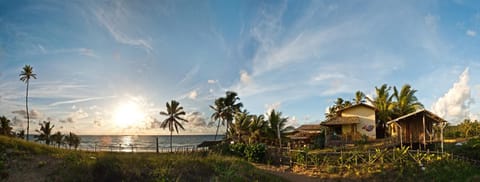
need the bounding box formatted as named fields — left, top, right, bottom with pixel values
left=160, top=100, right=188, bottom=152
left=354, top=90, right=365, bottom=104
left=0, top=116, right=13, bottom=136
left=247, top=114, right=266, bottom=144
left=231, top=111, right=252, bottom=143
left=223, top=91, right=243, bottom=138
left=392, top=84, right=424, bottom=118
left=366, top=84, right=394, bottom=138
left=210, top=97, right=226, bottom=140
left=19, top=65, right=37, bottom=141
left=35, top=121, right=54, bottom=145
left=266, top=110, right=294, bottom=148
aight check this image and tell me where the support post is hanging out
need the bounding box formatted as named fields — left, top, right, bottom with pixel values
left=423, top=113, right=426, bottom=150
left=156, top=137, right=159, bottom=153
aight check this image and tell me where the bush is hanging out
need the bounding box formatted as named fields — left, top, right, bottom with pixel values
left=229, top=143, right=246, bottom=157
left=244, top=144, right=266, bottom=163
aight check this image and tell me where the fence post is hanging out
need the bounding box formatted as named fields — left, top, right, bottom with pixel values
left=156, top=137, right=159, bottom=153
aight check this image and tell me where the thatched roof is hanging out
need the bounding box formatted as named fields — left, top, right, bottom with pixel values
left=296, top=124, right=324, bottom=131
left=321, top=116, right=360, bottom=126
left=197, top=140, right=222, bottom=148
left=387, top=109, right=448, bottom=125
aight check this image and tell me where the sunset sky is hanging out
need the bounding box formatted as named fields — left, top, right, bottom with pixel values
left=1, top=0, right=480, bottom=135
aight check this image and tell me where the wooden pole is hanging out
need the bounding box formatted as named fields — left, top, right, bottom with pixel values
left=422, top=113, right=426, bottom=150
left=156, top=137, right=159, bottom=153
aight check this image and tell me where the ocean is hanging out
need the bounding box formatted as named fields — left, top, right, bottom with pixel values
left=29, top=135, right=223, bottom=152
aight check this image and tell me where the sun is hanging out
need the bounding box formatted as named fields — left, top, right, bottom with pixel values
left=113, top=101, right=146, bottom=128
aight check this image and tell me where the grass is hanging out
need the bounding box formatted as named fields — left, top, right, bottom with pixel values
left=0, top=135, right=283, bottom=181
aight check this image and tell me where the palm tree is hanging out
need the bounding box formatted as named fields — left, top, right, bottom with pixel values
left=16, top=130, right=25, bottom=139
left=354, top=91, right=365, bottom=104
left=19, top=65, right=37, bottom=141
left=366, top=84, right=394, bottom=138
left=51, top=131, right=64, bottom=148
left=392, top=84, right=424, bottom=118
left=0, top=116, right=13, bottom=136
left=65, top=132, right=80, bottom=149
left=265, top=110, right=294, bottom=148
left=231, top=111, right=252, bottom=143
left=222, top=91, right=243, bottom=138
left=210, top=97, right=226, bottom=140
left=160, top=100, right=188, bottom=152
left=35, top=121, right=54, bottom=145
left=247, top=114, right=266, bottom=144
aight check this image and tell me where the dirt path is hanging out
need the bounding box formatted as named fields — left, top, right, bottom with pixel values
left=254, top=164, right=320, bottom=182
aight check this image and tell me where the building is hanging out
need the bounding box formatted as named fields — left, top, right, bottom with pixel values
left=321, top=103, right=377, bottom=146
left=387, top=109, right=447, bottom=149
left=287, top=124, right=325, bottom=149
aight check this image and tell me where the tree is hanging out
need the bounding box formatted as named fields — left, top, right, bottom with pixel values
left=392, top=84, right=424, bottom=118
left=230, top=111, right=252, bottom=143
left=0, top=116, right=13, bottom=136
left=16, top=130, right=25, bottom=139
left=51, top=131, right=64, bottom=148
left=65, top=132, right=80, bottom=149
left=210, top=97, right=226, bottom=140
left=222, top=91, right=243, bottom=138
left=247, top=114, right=266, bottom=144
left=160, top=100, right=188, bottom=152
left=325, top=97, right=351, bottom=120
left=265, top=110, right=294, bottom=148
left=19, top=65, right=37, bottom=141
left=35, top=121, right=54, bottom=145
left=354, top=91, right=365, bottom=104
left=366, top=84, right=394, bottom=138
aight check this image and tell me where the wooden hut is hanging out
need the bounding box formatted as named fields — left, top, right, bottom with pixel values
left=387, top=109, right=447, bottom=149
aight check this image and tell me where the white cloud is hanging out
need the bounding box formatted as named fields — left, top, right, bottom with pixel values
left=431, top=68, right=474, bottom=124
left=240, top=70, right=252, bottom=84
left=12, top=109, right=44, bottom=120
left=265, top=102, right=281, bottom=114
left=49, top=96, right=116, bottom=106
left=208, top=80, right=218, bottom=84
left=188, top=90, right=198, bottom=100
left=466, top=30, right=476, bottom=37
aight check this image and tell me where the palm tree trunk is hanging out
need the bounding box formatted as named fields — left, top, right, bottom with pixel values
left=214, top=120, right=220, bottom=141
left=25, top=81, right=30, bottom=141
left=170, top=131, right=173, bottom=153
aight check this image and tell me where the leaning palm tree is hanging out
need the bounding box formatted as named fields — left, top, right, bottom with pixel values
left=0, top=116, right=13, bottom=136
left=19, top=65, right=37, bottom=141
left=222, top=91, right=243, bottom=138
left=35, top=121, right=54, bottom=145
left=160, top=100, right=188, bottom=152
left=210, top=97, right=226, bottom=140
left=392, top=84, right=424, bottom=118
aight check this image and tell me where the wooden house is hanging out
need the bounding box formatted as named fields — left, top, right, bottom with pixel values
left=387, top=109, right=447, bottom=149
left=287, top=124, right=325, bottom=149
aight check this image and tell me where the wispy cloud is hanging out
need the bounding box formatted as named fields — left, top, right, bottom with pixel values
left=466, top=29, right=477, bottom=37
left=93, top=1, right=153, bottom=52
left=49, top=96, right=116, bottom=106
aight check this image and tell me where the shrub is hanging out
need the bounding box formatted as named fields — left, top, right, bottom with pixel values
left=244, top=144, right=266, bottom=163
left=229, top=143, right=246, bottom=157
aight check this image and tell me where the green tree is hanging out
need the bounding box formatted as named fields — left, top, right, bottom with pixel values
left=35, top=121, right=54, bottom=145
left=354, top=90, right=365, bottom=104
left=16, top=130, right=25, bottom=139
left=223, top=91, right=243, bottom=138
left=265, top=110, right=294, bottom=148
left=230, top=111, right=252, bottom=144
left=160, top=100, right=188, bottom=152
left=392, top=84, right=424, bottom=118
left=19, top=65, right=37, bottom=141
left=247, top=114, right=266, bottom=144
left=0, top=116, right=13, bottom=136
left=51, top=131, right=64, bottom=148
left=210, top=97, right=226, bottom=140
left=366, top=84, right=394, bottom=138
left=65, top=132, right=80, bottom=149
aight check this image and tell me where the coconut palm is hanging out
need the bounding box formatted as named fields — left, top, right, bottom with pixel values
left=19, top=65, right=37, bottom=141
left=230, top=111, right=252, bottom=143
left=51, top=131, right=64, bottom=148
left=160, top=100, right=188, bottom=152
left=354, top=91, right=365, bottom=104
left=366, top=84, right=395, bottom=138
left=0, top=116, right=13, bottom=136
left=247, top=114, right=266, bottom=144
left=16, top=130, right=25, bottom=139
left=65, top=132, right=80, bottom=149
left=265, top=110, right=294, bottom=148
left=210, top=97, right=226, bottom=140
left=222, top=91, right=243, bottom=138
left=392, top=84, right=424, bottom=118
left=35, top=121, right=54, bottom=145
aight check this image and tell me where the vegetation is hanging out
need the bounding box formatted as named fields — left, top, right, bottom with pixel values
left=64, top=132, right=80, bottom=149
left=19, top=64, right=37, bottom=141
left=0, top=116, right=13, bottom=136
left=0, top=135, right=282, bottom=181
left=210, top=91, right=243, bottom=140
left=35, top=121, right=55, bottom=145
left=160, top=100, right=188, bottom=153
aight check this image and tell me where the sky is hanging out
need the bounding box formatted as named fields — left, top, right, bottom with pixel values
left=1, top=0, right=480, bottom=135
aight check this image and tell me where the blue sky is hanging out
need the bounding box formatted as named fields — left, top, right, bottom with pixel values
left=1, top=0, right=480, bottom=135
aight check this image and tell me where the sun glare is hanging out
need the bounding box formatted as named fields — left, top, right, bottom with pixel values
left=113, top=101, right=146, bottom=128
